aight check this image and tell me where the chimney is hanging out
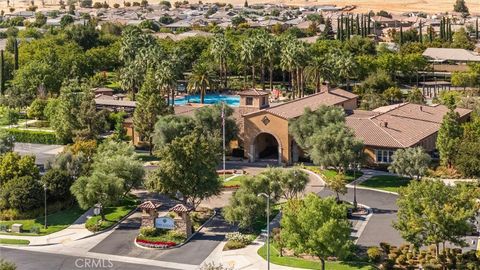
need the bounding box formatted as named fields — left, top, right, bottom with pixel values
left=420, top=106, right=423, bottom=111
left=325, top=81, right=331, bottom=93
left=384, top=121, right=388, bottom=128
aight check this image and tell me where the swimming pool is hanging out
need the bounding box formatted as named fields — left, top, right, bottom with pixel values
left=174, top=93, right=240, bottom=106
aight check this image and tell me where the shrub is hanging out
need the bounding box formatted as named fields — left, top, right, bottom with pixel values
left=7, top=128, right=57, bottom=144
left=367, top=246, right=382, bottom=263
left=113, top=3, right=119, bottom=7
left=0, top=259, right=16, bottom=270
left=380, top=258, right=395, bottom=270
left=0, top=107, right=19, bottom=126
left=27, top=98, right=48, bottom=120
left=30, top=226, right=40, bottom=234
left=388, top=253, right=398, bottom=260
left=139, top=226, right=157, bottom=237
left=225, top=232, right=252, bottom=245
left=396, top=254, right=407, bottom=265
left=379, top=242, right=391, bottom=253
left=0, top=176, right=42, bottom=212
left=224, top=240, right=246, bottom=250
left=167, top=230, right=187, bottom=242
left=93, top=2, right=102, bottom=8
left=0, top=208, right=19, bottom=220
left=0, top=224, right=9, bottom=231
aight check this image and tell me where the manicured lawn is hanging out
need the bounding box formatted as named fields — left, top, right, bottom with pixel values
left=307, top=167, right=364, bottom=184
left=0, top=205, right=85, bottom=236
left=85, top=198, right=138, bottom=232
left=222, top=175, right=249, bottom=188
left=0, top=238, right=30, bottom=245
left=258, top=244, right=376, bottom=270
left=359, top=175, right=411, bottom=193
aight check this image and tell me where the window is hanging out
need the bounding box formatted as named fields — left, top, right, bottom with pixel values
left=261, top=97, right=267, bottom=106
left=246, top=97, right=253, bottom=106
left=375, top=149, right=395, bottom=163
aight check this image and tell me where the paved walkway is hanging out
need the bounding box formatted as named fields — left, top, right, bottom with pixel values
left=0, top=209, right=94, bottom=246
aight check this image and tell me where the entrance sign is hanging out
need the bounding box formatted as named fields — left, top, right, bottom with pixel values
left=155, top=217, right=175, bottom=229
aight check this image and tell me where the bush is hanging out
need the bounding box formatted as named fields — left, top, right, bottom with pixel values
left=30, top=226, right=40, bottom=234
left=0, top=208, right=20, bottom=220
left=0, top=224, right=9, bottom=231
left=0, top=176, right=42, bottom=212
left=396, top=254, right=407, bottom=265
left=7, top=128, right=58, bottom=144
left=367, top=246, right=382, bottom=263
left=0, top=259, right=16, bottom=270
left=27, top=98, right=48, bottom=120
left=0, top=107, right=19, bottom=126
left=380, top=258, right=395, bottom=270
left=379, top=242, right=391, bottom=253
left=225, top=232, right=252, bottom=245
left=41, top=169, right=74, bottom=202
left=224, top=240, right=246, bottom=250
left=113, top=3, right=119, bottom=7
left=139, top=227, right=157, bottom=237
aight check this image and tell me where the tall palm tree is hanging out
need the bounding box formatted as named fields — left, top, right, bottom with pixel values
left=263, top=36, right=279, bottom=91
left=280, top=38, right=297, bottom=99
left=156, top=62, right=176, bottom=106
left=210, top=33, right=231, bottom=90
left=187, top=62, right=215, bottom=104
left=305, top=55, right=333, bottom=93
left=240, top=37, right=256, bottom=89
left=334, top=51, right=356, bottom=91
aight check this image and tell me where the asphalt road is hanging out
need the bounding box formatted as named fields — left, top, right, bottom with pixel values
left=0, top=247, right=174, bottom=270
left=90, top=210, right=234, bottom=265
left=318, top=186, right=404, bottom=247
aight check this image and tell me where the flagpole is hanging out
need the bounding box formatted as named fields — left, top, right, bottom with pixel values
left=222, top=103, right=226, bottom=179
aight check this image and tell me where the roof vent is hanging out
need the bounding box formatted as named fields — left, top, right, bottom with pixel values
left=384, top=121, right=388, bottom=128
left=420, top=106, right=423, bottom=111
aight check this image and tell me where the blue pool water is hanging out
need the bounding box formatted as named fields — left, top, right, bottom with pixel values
left=174, top=93, right=240, bottom=106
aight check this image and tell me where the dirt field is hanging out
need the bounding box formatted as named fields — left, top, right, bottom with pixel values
left=0, top=0, right=478, bottom=16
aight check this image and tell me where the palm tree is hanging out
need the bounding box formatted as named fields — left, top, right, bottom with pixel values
left=334, top=51, right=356, bottom=91
left=119, top=63, right=143, bottom=100
left=264, top=36, right=279, bottom=91
left=156, top=62, right=176, bottom=106
left=187, top=62, right=215, bottom=104
left=240, top=37, right=256, bottom=89
left=210, top=33, right=231, bottom=90
left=305, top=55, right=332, bottom=93
left=280, top=38, right=297, bottom=99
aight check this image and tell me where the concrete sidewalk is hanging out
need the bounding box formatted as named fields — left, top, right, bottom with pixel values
left=0, top=209, right=94, bottom=246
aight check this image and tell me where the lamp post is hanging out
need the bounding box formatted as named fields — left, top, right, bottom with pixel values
left=351, top=163, right=361, bottom=211
left=44, top=184, right=47, bottom=229
left=258, top=192, right=270, bottom=270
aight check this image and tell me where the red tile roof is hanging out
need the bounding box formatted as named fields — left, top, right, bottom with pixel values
left=346, top=103, right=471, bottom=148
left=245, top=88, right=357, bottom=120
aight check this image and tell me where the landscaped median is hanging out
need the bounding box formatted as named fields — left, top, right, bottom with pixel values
left=85, top=197, right=139, bottom=232
left=0, top=238, right=30, bottom=245
left=358, top=175, right=411, bottom=193
left=257, top=244, right=376, bottom=270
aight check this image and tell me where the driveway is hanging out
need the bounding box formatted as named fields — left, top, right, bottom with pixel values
left=318, top=186, right=404, bottom=247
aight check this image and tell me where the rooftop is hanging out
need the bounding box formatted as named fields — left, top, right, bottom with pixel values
left=423, top=48, right=480, bottom=62
left=346, top=103, right=471, bottom=148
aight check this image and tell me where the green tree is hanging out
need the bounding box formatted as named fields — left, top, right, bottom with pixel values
left=210, top=33, right=230, bottom=89
left=278, top=167, right=308, bottom=200
left=146, top=132, right=221, bottom=210
left=281, top=194, right=352, bottom=270
left=27, top=98, right=48, bottom=119
left=194, top=103, right=238, bottom=145
left=406, top=88, right=425, bottom=104
left=60, top=14, right=74, bottom=27
left=382, top=86, right=403, bottom=104
left=0, top=152, right=39, bottom=187
left=455, top=141, right=480, bottom=177
left=325, top=173, right=347, bottom=201
left=388, top=147, right=431, bottom=180
left=70, top=170, right=125, bottom=220
left=187, top=61, right=216, bottom=104
left=453, top=0, right=469, bottom=14
left=360, top=91, right=388, bottom=110
left=289, top=105, right=345, bottom=150
left=309, top=122, right=364, bottom=172
left=41, top=168, right=74, bottom=202
left=452, top=28, right=474, bottom=50
left=394, top=180, right=479, bottom=257
left=0, top=175, right=42, bottom=212
left=152, top=115, right=196, bottom=148
left=437, top=107, right=462, bottom=168
left=133, top=70, right=172, bottom=155
left=451, top=71, right=477, bottom=90
left=0, top=130, right=14, bottom=154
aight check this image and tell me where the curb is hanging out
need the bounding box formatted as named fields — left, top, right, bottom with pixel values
left=346, top=184, right=399, bottom=195
left=351, top=203, right=373, bottom=244
left=133, top=209, right=217, bottom=250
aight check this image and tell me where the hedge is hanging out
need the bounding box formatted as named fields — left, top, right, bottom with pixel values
left=6, top=128, right=59, bottom=144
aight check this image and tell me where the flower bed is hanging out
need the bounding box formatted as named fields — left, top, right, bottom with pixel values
left=135, top=238, right=177, bottom=248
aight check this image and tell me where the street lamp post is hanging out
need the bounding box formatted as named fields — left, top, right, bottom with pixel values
left=44, top=184, right=47, bottom=229
left=258, top=193, right=270, bottom=270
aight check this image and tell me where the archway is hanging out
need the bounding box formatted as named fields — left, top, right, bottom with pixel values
left=251, top=132, right=281, bottom=164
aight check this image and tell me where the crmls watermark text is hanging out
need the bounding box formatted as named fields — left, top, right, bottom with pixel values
left=74, top=258, right=114, bottom=269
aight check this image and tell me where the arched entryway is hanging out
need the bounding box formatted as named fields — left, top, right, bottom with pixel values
left=250, top=132, right=282, bottom=164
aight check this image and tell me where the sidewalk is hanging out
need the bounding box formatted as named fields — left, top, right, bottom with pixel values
left=0, top=209, right=94, bottom=246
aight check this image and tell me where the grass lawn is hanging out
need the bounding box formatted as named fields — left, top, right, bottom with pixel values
left=359, top=175, right=411, bottom=193
left=0, top=238, right=30, bottom=245
left=85, top=198, right=138, bottom=232
left=222, top=175, right=249, bottom=188
left=258, top=244, right=376, bottom=270
left=307, top=167, right=364, bottom=184
left=0, top=205, right=85, bottom=236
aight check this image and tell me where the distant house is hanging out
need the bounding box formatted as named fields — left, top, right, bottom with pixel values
left=346, top=103, right=471, bottom=165
left=422, top=47, right=480, bottom=72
